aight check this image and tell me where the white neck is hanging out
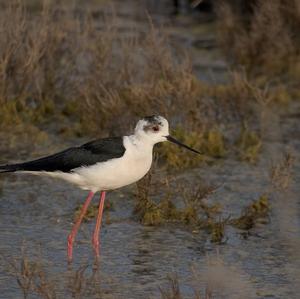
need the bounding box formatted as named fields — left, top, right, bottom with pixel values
left=127, top=133, right=155, bottom=153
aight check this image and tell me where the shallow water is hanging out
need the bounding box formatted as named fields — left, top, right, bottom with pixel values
left=1, top=149, right=299, bottom=298
left=0, top=1, right=300, bottom=298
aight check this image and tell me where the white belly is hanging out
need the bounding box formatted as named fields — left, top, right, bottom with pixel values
left=74, top=152, right=152, bottom=191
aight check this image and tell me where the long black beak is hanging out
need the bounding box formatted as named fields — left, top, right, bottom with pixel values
left=166, top=136, right=202, bottom=154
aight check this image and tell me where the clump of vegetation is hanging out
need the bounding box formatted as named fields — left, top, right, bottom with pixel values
left=231, top=195, right=270, bottom=230
left=179, top=183, right=221, bottom=226
left=159, top=274, right=183, bottom=299
left=236, top=124, right=262, bottom=163
left=208, top=218, right=227, bottom=244
left=180, top=185, right=226, bottom=243
left=5, top=248, right=56, bottom=299
left=217, top=0, right=300, bottom=80
left=215, top=0, right=300, bottom=156
left=203, top=129, right=226, bottom=158
left=133, top=171, right=180, bottom=225
left=159, top=126, right=225, bottom=169
left=179, top=183, right=226, bottom=243
left=159, top=128, right=205, bottom=169
left=4, top=247, right=104, bottom=299
left=0, top=2, right=78, bottom=126
left=133, top=169, right=224, bottom=243
left=159, top=274, right=212, bottom=299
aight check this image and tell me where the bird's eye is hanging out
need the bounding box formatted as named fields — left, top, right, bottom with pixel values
left=152, top=125, right=159, bottom=132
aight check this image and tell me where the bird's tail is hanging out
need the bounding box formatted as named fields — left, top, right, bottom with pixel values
left=0, top=163, right=21, bottom=173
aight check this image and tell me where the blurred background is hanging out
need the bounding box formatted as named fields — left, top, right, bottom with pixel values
left=0, top=0, right=299, bottom=298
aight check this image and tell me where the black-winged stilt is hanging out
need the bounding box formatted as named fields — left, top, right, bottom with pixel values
left=0, top=115, right=201, bottom=262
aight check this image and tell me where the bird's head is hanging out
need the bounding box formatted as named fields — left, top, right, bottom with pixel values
left=134, top=115, right=169, bottom=143
left=134, top=115, right=201, bottom=154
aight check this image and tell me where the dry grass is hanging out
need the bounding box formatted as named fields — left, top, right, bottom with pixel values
left=0, top=0, right=204, bottom=134
left=217, top=0, right=300, bottom=80
left=3, top=246, right=103, bottom=299
left=78, top=18, right=209, bottom=136
left=0, top=0, right=207, bottom=161
left=0, top=0, right=273, bottom=164
left=159, top=274, right=184, bottom=299
left=5, top=247, right=57, bottom=299
left=159, top=274, right=210, bottom=299
left=0, top=1, right=79, bottom=125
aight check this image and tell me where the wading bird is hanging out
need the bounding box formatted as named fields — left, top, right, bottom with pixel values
left=0, top=115, right=201, bottom=262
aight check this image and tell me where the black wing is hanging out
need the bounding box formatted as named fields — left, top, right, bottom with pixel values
left=0, top=137, right=126, bottom=173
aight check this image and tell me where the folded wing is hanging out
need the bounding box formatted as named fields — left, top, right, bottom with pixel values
left=0, top=137, right=126, bottom=173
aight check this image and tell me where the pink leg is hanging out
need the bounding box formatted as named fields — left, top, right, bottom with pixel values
left=92, top=191, right=106, bottom=259
left=67, top=191, right=94, bottom=263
